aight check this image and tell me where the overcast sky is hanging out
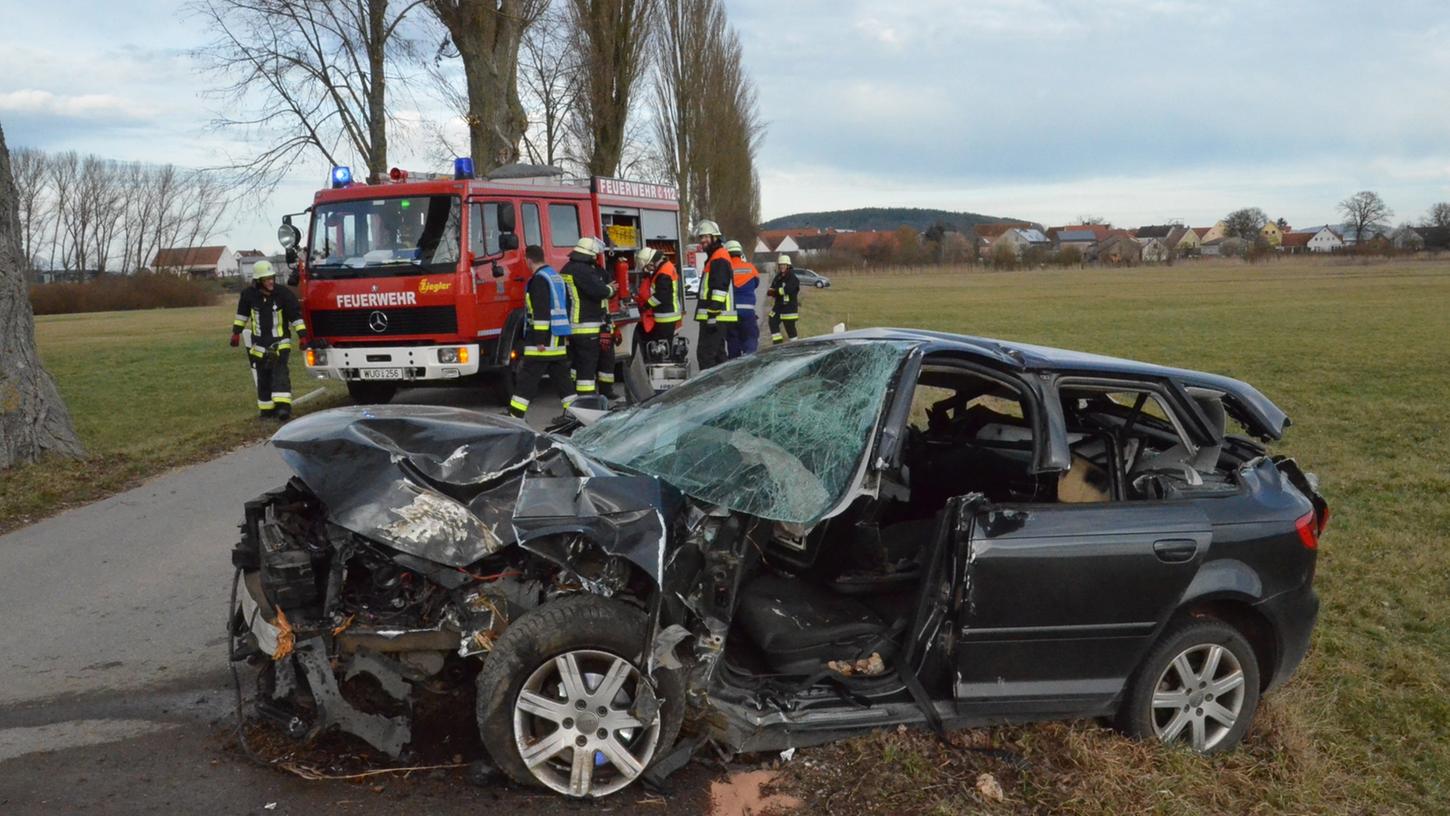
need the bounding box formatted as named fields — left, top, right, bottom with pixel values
left=4, top=0, right=1449, bottom=252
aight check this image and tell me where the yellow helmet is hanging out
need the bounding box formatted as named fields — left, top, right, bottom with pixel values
left=724, top=240, right=744, bottom=255
left=776, top=254, right=792, bottom=267
left=637, top=247, right=659, bottom=267
left=252, top=260, right=276, bottom=280
left=694, top=219, right=722, bottom=238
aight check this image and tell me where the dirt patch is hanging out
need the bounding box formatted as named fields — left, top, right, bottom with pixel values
left=709, top=769, right=802, bottom=816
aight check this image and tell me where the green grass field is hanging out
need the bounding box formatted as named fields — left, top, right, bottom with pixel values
left=780, top=258, right=1450, bottom=814
left=0, top=303, right=347, bottom=532
left=6, top=260, right=1447, bottom=812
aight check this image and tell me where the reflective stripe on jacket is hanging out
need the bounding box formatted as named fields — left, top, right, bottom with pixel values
left=646, top=261, right=683, bottom=323
left=694, top=247, right=737, bottom=323
left=730, top=257, right=760, bottom=311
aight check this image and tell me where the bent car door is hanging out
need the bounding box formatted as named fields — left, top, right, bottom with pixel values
left=953, top=501, right=1211, bottom=711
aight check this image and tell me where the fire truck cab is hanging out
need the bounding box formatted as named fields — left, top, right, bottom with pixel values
left=284, top=162, right=683, bottom=404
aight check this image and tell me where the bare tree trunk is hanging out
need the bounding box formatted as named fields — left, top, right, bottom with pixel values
left=0, top=125, right=84, bottom=468
left=429, top=0, right=544, bottom=171
left=567, top=0, right=654, bottom=177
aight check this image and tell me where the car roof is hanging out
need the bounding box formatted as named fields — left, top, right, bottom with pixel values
left=826, top=328, right=1290, bottom=440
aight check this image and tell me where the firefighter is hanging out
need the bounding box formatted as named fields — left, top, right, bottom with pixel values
left=560, top=236, right=617, bottom=402
left=509, top=245, right=574, bottom=419
left=635, top=246, right=682, bottom=343
left=229, top=260, right=306, bottom=420
left=724, top=239, right=760, bottom=358
left=691, top=220, right=736, bottom=369
left=768, top=254, right=801, bottom=344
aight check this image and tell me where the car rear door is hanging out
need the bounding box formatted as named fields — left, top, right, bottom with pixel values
left=952, top=500, right=1211, bottom=711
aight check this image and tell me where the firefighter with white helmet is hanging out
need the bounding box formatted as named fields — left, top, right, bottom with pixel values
left=691, top=220, right=736, bottom=369
left=768, top=254, right=801, bottom=344
left=560, top=236, right=617, bottom=401
left=230, top=260, right=306, bottom=420
left=635, top=246, right=682, bottom=344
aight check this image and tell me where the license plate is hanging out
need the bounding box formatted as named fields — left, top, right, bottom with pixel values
left=359, top=368, right=404, bottom=380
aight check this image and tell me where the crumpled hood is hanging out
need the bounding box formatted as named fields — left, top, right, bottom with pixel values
left=270, top=405, right=678, bottom=578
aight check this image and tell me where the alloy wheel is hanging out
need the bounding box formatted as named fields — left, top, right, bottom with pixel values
left=512, top=649, right=661, bottom=797
left=1149, top=643, right=1247, bottom=752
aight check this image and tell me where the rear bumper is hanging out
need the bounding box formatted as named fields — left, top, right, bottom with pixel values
left=305, top=343, right=481, bottom=382
left=1256, top=584, right=1319, bottom=691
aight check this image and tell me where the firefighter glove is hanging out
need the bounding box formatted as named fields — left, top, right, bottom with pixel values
left=229, top=333, right=240, bottom=347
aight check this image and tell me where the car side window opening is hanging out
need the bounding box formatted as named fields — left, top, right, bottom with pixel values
left=1057, top=384, right=1239, bottom=501
left=548, top=203, right=581, bottom=247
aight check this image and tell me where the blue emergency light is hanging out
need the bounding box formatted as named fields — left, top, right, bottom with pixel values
left=331, top=166, right=353, bottom=188
left=453, top=157, right=475, bottom=180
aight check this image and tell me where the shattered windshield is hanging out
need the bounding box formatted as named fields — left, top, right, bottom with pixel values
left=309, top=195, right=461, bottom=278
left=572, top=340, right=912, bottom=524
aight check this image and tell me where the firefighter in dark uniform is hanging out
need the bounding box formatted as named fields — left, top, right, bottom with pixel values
left=509, top=245, right=574, bottom=419
left=560, top=237, right=616, bottom=402
left=635, top=247, right=683, bottom=343
left=692, top=220, right=736, bottom=369
left=768, top=254, right=801, bottom=344
left=230, top=260, right=306, bottom=419
left=724, top=239, right=760, bottom=358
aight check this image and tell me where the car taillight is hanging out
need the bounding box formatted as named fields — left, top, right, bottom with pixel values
left=1295, top=511, right=1319, bottom=550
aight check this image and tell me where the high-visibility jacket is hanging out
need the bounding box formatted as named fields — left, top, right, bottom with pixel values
left=693, top=246, right=737, bottom=323
left=644, top=260, right=683, bottom=324
left=524, top=264, right=571, bottom=357
left=730, top=257, right=760, bottom=312
left=560, top=252, right=613, bottom=334
left=233, top=285, right=305, bottom=358
left=768, top=269, right=801, bottom=319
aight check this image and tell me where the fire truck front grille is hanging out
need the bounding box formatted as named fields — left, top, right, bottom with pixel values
left=310, top=306, right=458, bottom=337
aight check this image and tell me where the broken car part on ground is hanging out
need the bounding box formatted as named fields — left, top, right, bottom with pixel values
left=229, top=329, right=1327, bottom=798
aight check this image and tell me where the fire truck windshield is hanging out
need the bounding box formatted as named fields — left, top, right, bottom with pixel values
left=308, top=195, right=461, bottom=279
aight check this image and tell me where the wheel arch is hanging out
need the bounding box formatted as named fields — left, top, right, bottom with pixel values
left=1170, top=595, right=1277, bottom=691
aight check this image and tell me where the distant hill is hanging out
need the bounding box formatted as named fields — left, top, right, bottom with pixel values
left=760, top=207, right=1017, bottom=233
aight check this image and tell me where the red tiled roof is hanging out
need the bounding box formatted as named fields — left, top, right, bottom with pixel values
left=831, top=230, right=895, bottom=253
left=1049, top=224, right=1114, bottom=241
left=152, top=245, right=228, bottom=269
left=1281, top=232, right=1313, bottom=248
left=973, top=222, right=1036, bottom=240
left=1192, top=227, right=1212, bottom=238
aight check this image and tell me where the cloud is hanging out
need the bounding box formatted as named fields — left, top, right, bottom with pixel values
left=0, top=89, right=156, bottom=121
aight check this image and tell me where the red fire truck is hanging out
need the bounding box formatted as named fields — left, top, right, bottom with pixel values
left=277, top=161, right=684, bottom=404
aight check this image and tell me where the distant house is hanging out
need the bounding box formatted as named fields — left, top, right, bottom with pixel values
left=1305, top=226, right=1344, bottom=253
left=1390, top=226, right=1425, bottom=251
left=1133, top=225, right=1175, bottom=242
left=151, top=245, right=238, bottom=278
left=1201, top=221, right=1229, bottom=243
left=753, top=238, right=771, bottom=255
left=1051, top=229, right=1099, bottom=255
left=973, top=222, right=1042, bottom=258
left=1280, top=231, right=1314, bottom=254
left=1140, top=237, right=1171, bottom=263
left=791, top=234, right=832, bottom=256
left=1166, top=226, right=1201, bottom=256
left=992, top=228, right=1052, bottom=258
left=831, top=230, right=895, bottom=257
left=1259, top=221, right=1284, bottom=247
left=1201, top=238, right=1224, bottom=257
left=1338, top=223, right=1390, bottom=246
left=1094, top=233, right=1143, bottom=265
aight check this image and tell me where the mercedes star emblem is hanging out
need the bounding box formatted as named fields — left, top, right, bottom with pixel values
left=368, top=310, right=389, bottom=333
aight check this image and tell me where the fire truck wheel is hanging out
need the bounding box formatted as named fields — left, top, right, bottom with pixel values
left=345, top=381, right=398, bottom=405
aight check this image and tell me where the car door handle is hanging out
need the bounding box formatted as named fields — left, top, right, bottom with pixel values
left=1153, top=538, right=1199, bottom=563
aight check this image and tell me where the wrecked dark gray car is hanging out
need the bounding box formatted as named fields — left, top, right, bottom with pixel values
left=229, top=329, right=1327, bottom=798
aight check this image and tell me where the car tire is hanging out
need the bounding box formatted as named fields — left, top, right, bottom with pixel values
left=476, top=594, right=685, bottom=798
left=815, top=280, right=826, bottom=288
left=1117, top=618, right=1261, bottom=754
left=345, top=381, right=397, bottom=404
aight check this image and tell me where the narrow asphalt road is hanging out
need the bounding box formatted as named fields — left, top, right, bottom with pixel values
left=0, top=314, right=729, bottom=814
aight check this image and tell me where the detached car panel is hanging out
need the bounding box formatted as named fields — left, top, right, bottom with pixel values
left=229, top=329, right=1325, bottom=797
